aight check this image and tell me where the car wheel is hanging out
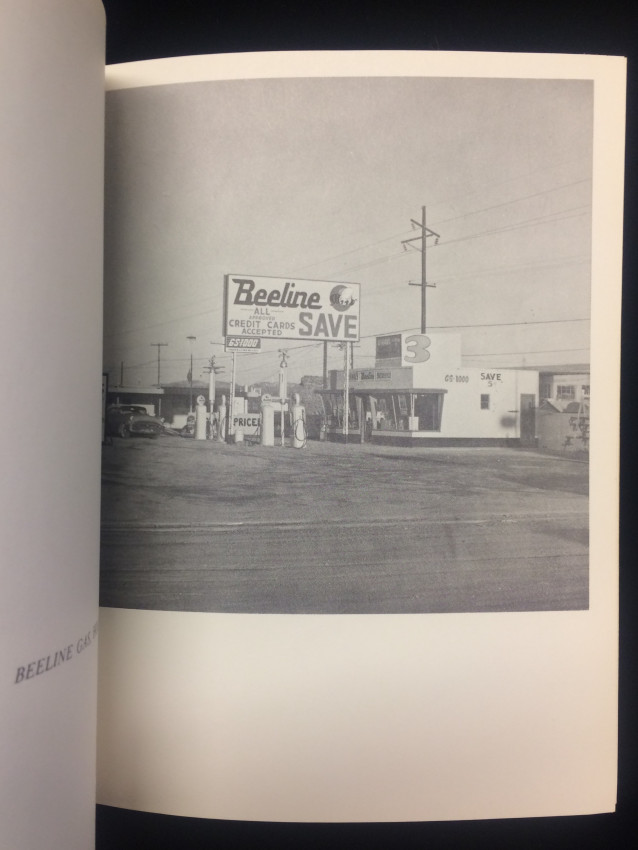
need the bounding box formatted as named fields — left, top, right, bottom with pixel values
left=118, top=423, right=130, bottom=438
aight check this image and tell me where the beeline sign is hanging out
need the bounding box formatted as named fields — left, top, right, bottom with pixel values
left=233, top=278, right=322, bottom=310
left=224, top=274, right=360, bottom=342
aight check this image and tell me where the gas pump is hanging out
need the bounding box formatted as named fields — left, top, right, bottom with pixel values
left=291, top=393, right=306, bottom=449
left=260, top=395, right=275, bottom=446
left=195, top=394, right=207, bottom=440
left=218, top=394, right=227, bottom=442
left=260, top=394, right=287, bottom=446
left=278, top=350, right=288, bottom=446
left=257, top=352, right=305, bottom=449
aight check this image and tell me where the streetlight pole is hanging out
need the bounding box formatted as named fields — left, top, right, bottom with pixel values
left=187, top=335, right=196, bottom=412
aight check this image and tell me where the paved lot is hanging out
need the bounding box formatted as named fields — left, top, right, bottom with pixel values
left=100, top=436, right=588, bottom=613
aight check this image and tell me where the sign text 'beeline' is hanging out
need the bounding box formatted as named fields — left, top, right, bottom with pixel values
left=232, top=278, right=322, bottom=310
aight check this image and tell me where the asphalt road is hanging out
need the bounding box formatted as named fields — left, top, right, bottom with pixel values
left=100, top=436, right=588, bottom=613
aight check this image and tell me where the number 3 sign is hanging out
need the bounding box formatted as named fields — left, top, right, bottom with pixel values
left=404, top=334, right=431, bottom=363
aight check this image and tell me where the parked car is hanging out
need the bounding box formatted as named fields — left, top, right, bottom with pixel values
left=106, top=405, right=164, bottom=439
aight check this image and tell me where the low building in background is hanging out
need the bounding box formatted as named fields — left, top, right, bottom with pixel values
left=536, top=368, right=590, bottom=455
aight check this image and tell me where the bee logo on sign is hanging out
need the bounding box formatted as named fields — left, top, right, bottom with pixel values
left=224, top=274, right=360, bottom=342
left=329, top=285, right=357, bottom=312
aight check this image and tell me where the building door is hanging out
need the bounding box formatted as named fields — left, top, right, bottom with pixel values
left=520, top=394, right=536, bottom=446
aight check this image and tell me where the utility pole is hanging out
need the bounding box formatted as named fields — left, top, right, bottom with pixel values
left=323, top=341, right=328, bottom=389
left=187, top=335, right=196, bottom=412
left=401, top=205, right=440, bottom=334
left=151, top=342, right=168, bottom=386
left=151, top=342, right=168, bottom=417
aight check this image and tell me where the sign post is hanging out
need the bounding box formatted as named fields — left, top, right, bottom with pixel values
left=343, top=343, right=349, bottom=440
left=278, top=350, right=288, bottom=447
left=228, top=351, right=236, bottom=442
left=208, top=362, right=215, bottom=438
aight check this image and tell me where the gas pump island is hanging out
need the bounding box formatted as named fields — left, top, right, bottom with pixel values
left=220, top=274, right=361, bottom=447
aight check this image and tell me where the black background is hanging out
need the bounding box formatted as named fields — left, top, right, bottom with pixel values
left=98, top=2, right=637, bottom=847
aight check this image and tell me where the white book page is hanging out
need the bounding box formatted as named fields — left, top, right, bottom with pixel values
left=98, top=51, right=624, bottom=822
left=0, top=1, right=105, bottom=848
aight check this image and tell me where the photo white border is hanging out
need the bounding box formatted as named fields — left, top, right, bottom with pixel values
left=98, top=51, right=625, bottom=822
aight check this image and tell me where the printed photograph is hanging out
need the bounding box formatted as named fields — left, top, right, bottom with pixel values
left=100, top=74, right=592, bottom=614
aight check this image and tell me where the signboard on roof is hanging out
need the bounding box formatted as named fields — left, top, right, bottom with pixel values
left=375, top=333, right=402, bottom=366
left=223, top=274, right=360, bottom=342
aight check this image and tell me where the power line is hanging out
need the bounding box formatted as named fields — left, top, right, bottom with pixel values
left=345, top=254, right=590, bottom=311
left=423, top=153, right=590, bottom=220
left=424, top=317, right=589, bottom=331
left=427, top=254, right=590, bottom=285
left=429, top=178, right=590, bottom=230
left=356, top=317, right=589, bottom=340
left=287, top=174, right=590, bottom=277
left=463, top=347, right=589, bottom=357
left=105, top=358, right=156, bottom=371
left=438, top=207, right=589, bottom=249
left=315, top=206, right=588, bottom=281
left=105, top=193, right=590, bottom=350
left=290, top=227, right=415, bottom=274
left=103, top=292, right=220, bottom=340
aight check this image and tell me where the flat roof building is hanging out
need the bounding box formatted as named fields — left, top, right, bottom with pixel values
left=316, top=332, right=539, bottom=447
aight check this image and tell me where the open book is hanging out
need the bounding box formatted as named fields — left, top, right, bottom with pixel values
left=1, top=1, right=626, bottom=847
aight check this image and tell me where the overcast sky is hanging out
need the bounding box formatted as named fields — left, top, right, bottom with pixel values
left=103, top=75, right=592, bottom=386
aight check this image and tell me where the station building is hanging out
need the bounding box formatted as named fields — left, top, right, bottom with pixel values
left=316, top=332, right=539, bottom=447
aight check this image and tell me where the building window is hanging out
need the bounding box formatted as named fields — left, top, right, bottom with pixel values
left=369, top=393, right=412, bottom=430
left=540, top=382, right=552, bottom=399
left=320, top=392, right=342, bottom=428
left=413, top=393, right=444, bottom=432
left=480, top=394, right=490, bottom=410
left=556, top=385, right=575, bottom=400
left=320, top=392, right=359, bottom=430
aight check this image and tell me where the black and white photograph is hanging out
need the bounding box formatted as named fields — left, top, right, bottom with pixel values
left=101, top=70, right=593, bottom=616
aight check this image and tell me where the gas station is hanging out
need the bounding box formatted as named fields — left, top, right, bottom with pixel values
left=209, top=273, right=361, bottom=448
left=192, top=271, right=539, bottom=449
